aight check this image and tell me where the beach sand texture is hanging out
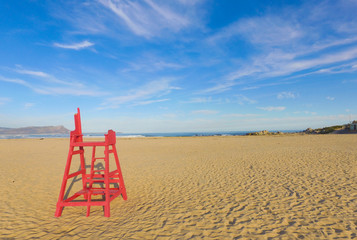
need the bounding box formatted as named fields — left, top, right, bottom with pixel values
left=0, top=135, right=356, bottom=239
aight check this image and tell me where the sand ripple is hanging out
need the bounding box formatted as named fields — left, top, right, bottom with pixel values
left=0, top=135, right=356, bottom=239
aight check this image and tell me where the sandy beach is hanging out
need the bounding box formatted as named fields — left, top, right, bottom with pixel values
left=0, top=135, right=356, bottom=239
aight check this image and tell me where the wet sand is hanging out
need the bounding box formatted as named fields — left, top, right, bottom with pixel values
left=0, top=135, right=356, bottom=239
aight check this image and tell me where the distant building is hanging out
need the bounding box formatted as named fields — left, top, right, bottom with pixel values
left=350, top=121, right=357, bottom=131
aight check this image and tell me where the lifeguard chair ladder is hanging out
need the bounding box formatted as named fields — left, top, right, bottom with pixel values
left=55, top=108, right=127, bottom=217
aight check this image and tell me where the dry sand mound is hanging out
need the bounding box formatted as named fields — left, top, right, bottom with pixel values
left=0, top=135, right=356, bottom=239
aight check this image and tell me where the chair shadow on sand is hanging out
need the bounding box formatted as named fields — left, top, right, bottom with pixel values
left=63, top=161, right=120, bottom=202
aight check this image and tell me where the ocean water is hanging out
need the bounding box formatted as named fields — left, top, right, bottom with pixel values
left=0, top=130, right=301, bottom=139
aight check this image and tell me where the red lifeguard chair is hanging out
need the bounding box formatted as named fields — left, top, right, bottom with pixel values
left=55, top=108, right=127, bottom=217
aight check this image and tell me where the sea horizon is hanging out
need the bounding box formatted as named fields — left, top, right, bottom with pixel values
left=0, top=130, right=303, bottom=139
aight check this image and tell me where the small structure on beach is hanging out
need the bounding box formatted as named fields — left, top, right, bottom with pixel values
left=55, top=108, right=127, bottom=217
left=350, top=121, right=357, bottom=131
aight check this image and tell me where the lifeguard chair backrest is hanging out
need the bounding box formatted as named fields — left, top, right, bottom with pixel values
left=105, top=130, right=117, bottom=145
left=71, top=108, right=83, bottom=142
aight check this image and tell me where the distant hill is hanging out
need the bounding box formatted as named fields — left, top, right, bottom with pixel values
left=245, top=122, right=357, bottom=136
left=304, top=124, right=351, bottom=134
left=0, top=125, right=70, bottom=135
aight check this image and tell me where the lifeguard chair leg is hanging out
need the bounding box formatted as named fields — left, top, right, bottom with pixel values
left=112, top=145, right=127, bottom=200
left=86, top=192, right=92, bottom=217
left=89, top=146, right=96, bottom=189
left=55, top=146, right=75, bottom=217
left=79, top=146, right=88, bottom=200
left=86, top=146, right=97, bottom=217
left=104, top=145, right=111, bottom=217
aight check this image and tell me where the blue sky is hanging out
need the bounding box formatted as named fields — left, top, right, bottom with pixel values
left=1, top=0, right=357, bottom=133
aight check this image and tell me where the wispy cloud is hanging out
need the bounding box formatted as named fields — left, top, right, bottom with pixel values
left=209, top=15, right=302, bottom=47
left=223, top=113, right=261, bottom=118
left=0, top=75, right=30, bottom=87
left=0, top=74, right=106, bottom=97
left=203, top=0, right=357, bottom=94
left=206, top=45, right=357, bottom=94
left=277, top=92, right=296, bottom=99
left=14, top=68, right=50, bottom=78
left=12, top=65, right=84, bottom=87
left=0, top=97, right=11, bottom=105
left=257, top=106, right=286, bottom=111
left=182, top=97, right=214, bottom=104
left=53, top=40, right=94, bottom=50
left=102, top=78, right=180, bottom=108
left=32, top=86, right=107, bottom=96
left=24, top=103, right=35, bottom=109
left=192, top=110, right=219, bottom=115
left=236, top=94, right=256, bottom=105
left=342, top=79, right=357, bottom=84
left=133, top=98, right=169, bottom=106
left=121, top=57, right=184, bottom=73
left=50, top=0, right=203, bottom=39
left=326, top=96, right=335, bottom=101
left=97, top=0, right=193, bottom=38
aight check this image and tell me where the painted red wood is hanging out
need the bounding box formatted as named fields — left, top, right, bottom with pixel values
left=55, top=108, right=127, bottom=217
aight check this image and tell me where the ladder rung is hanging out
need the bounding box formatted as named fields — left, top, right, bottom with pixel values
left=87, top=179, right=120, bottom=184
left=109, top=170, right=118, bottom=176
left=86, top=174, right=105, bottom=179
left=91, top=188, right=120, bottom=195
left=64, top=192, right=82, bottom=202
left=68, top=169, right=85, bottom=179
left=72, top=150, right=84, bottom=155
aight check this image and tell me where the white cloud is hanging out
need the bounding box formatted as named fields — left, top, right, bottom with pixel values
left=15, top=69, right=50, bottom=78
left=0, top=75, right=106, bottom=97
left=183, top=97, right=214, bottom=103
left=12, top=66, right=85, bottom=87
left=294, top=111, right=317, bottom=115
left=133, top=98, right=169, bottom=106
left=32, top=86, right=107, bottom=96
left=277, top=92, right=296, bottom=99
left=98, top=0, right=190, bottom=38
left=102, top=78, right=180, bottom=108
left=223, top=113, right=261, bottom=118
left=226, top=46, right=357, bottom=89
left=24, top=103, right=35, bottom=108
left=50, top=0, right=204, bottom=39
left=0, top=75, right=30, bottom=87
left=121, top=57, right=184, bottom=73
left=203, top=0, right=357, bottom=93
left=0, top=97, right=11, bottom=105
left=224, top=16, right=302, bottom=46
left=236, top=94, right=256, bottom=105
left=176, top=0, right=202, bottom=5
left=326, top=96, right=335, bottom=101
left=342, top=79, right=357, bottom=83
left=192, top=110, right=219, bottom=115
left=199, top=80, right=236, bottom=94
left=257, top=106, right=286, bottom=111
left=53, top=40, right=94, bottom=50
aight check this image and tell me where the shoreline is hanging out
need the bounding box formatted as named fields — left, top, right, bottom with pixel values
left=0, top=130, right=356, bottom=140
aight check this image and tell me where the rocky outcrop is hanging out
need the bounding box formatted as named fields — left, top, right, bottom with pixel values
left=0, top=125, right=70, bottom=135
left=246, top=130, right=284, bottom=136
left=303, top=125, right=346, bottom=134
